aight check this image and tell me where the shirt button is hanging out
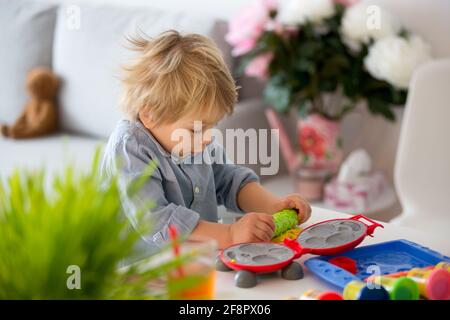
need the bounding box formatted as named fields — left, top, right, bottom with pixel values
left=194, top=186, right=200, bottom=194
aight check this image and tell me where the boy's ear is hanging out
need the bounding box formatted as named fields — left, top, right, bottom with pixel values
left=138, top=109, right=151, bottom=123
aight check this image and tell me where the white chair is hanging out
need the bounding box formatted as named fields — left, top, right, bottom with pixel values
left=392, top=59, right=450, bottom=237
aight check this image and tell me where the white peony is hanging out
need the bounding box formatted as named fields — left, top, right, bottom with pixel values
left=341, top=3, right=401, bottom=46
left=364, top=35, right=432, bottom=89
left=279, top=0, right=335, bottom=25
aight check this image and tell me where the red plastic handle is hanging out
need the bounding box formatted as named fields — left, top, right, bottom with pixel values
left=350, top=214, right=384, bottom=237
left=283, top=238, right=312, bottom=258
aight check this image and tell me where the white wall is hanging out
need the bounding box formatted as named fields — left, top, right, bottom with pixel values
left=39, top=0, right=450, bottom=57
left=38, top=0, right=252, bottom=19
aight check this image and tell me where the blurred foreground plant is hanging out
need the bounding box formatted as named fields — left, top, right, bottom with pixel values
left=0, top=149, right=200, bottom=299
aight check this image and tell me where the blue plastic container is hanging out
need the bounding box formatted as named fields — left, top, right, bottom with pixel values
left=304, top=239, right=450, bottom=291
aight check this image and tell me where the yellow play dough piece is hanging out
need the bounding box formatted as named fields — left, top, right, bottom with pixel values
left=272, top=227, right=303, bottom=243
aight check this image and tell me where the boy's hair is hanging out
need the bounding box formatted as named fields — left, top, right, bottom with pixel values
left=121, top=30, right=238, bottom=124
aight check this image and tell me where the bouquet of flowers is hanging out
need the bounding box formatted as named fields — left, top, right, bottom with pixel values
left=226, top=0, right=432, bottom=169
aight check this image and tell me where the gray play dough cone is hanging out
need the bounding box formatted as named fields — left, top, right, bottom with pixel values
left=215, top=256, right=232, bottom=272
left=235, top=270, right=257, bottom=288
left=281, top=261, right=304, bottom=280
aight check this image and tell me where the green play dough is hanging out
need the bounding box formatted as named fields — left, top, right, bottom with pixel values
left=273, top=209, right=299, bottom=237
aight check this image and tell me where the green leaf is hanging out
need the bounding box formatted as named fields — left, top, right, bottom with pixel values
left=235, top=54, right=257, bottom=77
left=319, top=79, right=338, bottom=92
left=263, top=76, right=291, bottom=113
left=297, top=41, right=322, bottom=59
left=390, top=88, right=408, bottom=105
left=336, top=137, right=343, bottom=149
left=295, top=59, right=316, bottom=74
left=368, top=97, right=396, bottom=121
left=297, top=99, right=311, bottom=119
left=321, top=54, right=350, bottom=77
left=303, top=154, right=310, bottom=164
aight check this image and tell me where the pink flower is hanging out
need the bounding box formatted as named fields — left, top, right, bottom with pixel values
left=267, top=17, right=300, bottom=40
left=244, top=52, right=274, bottom=80
left=226, top=0, right=278, bottom=56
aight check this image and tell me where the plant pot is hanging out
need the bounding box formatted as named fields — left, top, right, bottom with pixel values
left=294, top=167, right=330, bottom=202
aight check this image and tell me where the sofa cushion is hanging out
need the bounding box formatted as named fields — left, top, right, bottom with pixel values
left=0, top=134, right=103, bottom=180
left=0, top=0, right=57, bottom=124
left=53, top=4, right=219, bottom=139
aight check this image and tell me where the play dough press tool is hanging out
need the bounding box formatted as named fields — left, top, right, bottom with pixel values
left=364, top=262, right=450, bottom=300
left=300, top=289, right=343, bottom=300
left=343, top=280, right=390, bottom=300
left=406, top=268, right=450, bottom=300
left=369, top=276, right=420, bottom=300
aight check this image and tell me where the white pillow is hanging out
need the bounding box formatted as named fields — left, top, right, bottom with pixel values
left=53, top=4, right=216, bottom=138
left=0, top=0, right=57, bottom=124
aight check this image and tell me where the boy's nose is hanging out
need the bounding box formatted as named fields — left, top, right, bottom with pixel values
left=201, top=131, right=213, bottom=146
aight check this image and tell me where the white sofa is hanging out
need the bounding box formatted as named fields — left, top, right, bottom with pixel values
left=0, top=0, right=286, bottom=180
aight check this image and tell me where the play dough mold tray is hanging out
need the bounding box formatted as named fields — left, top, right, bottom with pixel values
left=297, top=219, right=366, bottom=249
left=217, top=215, right=383, bottom=288
left=284, top=214, right=383, bottom=257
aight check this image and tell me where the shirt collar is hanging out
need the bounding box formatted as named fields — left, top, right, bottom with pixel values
left=135, top=119, right=172, bottom=158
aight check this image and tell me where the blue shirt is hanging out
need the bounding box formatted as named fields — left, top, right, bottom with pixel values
left=101, top=119, right=259, bottom=257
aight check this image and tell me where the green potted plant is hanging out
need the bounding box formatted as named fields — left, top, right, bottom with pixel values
left=0, top=150, right=202, bottom=299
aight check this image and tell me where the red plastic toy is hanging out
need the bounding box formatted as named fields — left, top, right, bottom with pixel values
left=329, top=256, right=358, bottom=274
left=217, top=215, right=383, bottom=288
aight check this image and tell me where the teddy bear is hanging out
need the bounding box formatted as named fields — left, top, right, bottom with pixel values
left=0, top=67, right=59, bottom=139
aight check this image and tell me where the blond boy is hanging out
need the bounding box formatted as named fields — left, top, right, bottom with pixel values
left=101, top=30, right=311, bottom=253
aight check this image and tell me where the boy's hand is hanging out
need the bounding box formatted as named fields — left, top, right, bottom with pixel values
left=271, top=194, right=312, bottom=224
left=228, top=212, right=275, bottom=243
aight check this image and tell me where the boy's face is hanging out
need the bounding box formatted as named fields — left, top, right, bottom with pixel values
left=140, top=111, right=217, bottom=157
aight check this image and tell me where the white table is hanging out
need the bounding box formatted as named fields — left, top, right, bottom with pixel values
left=261, top=175, right=397, bottom=215
left=214, top=206, right=450, bottom=300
